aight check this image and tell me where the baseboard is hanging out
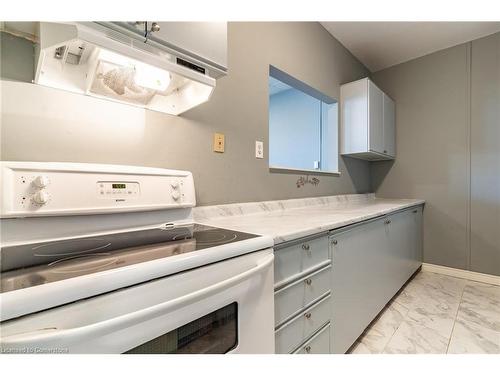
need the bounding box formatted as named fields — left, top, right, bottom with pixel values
left=422, top=263, right=500, bottom=286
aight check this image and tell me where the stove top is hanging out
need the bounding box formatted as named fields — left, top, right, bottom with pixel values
left=1, top=224, right=259, bottom=293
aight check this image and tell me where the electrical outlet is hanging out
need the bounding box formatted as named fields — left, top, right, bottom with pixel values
left=213, top=133, right=225, bottom=153
left=255, top=141, right=264, bottom=159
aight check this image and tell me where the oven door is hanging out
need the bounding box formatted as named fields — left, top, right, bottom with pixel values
left=0, top=249, right=274, bottom=354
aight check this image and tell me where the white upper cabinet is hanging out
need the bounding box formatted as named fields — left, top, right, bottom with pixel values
left=109, top=22, right=228, bottom=77
left=340, top=78, right=395, bottom=160
left=151, top=22, right=228, bottom=73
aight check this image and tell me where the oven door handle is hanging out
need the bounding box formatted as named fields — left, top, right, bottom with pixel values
left=1, top=253, right=274, bottom=347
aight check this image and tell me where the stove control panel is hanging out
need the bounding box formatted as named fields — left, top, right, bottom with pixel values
left=1, top=162, right=195, bottom=218
left=97, top=182, right=140, bottom=198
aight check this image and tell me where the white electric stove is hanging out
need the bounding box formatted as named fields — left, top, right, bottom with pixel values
left=0, top=162, right=274, bottom=354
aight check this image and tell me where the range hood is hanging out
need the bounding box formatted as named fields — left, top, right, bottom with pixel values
left=34, top=22, right=223, bottom=115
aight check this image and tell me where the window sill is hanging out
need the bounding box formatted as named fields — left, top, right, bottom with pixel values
left=269, top=166, right=341, bottom=176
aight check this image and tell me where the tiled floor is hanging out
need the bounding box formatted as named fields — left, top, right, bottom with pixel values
left=350, top=271, right=500, bottom=354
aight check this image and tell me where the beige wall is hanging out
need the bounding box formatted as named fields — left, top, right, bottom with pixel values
left=372, top=32, right=500, bottom=276
left=1, top=22, right=371, bottom=206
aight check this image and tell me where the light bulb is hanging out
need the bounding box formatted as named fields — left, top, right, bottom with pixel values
left=98, top=48, right=171, bottom=91
left=134, top=62, right=171, bottom=91
left=98, top=49, right=133, bottom=67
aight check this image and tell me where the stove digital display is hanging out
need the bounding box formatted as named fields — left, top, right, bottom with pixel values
left=112, top=184, right=126, bottom=189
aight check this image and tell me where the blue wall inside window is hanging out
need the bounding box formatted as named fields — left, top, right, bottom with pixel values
left=269, top=73, right=338, bottom=173
left=269, top=88, right=321, bottom=170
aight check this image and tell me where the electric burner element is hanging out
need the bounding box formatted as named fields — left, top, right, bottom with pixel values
left=33, top=239, right=112, bottom=257
left=193, top=231, right=238, bottom=246
left=47, top=253, right=116, bottom=274
left=0, top=224, right=259, bottom=293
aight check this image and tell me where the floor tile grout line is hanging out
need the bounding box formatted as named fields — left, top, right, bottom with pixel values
left=388, top=273, right=466, bottom=354
left=446, top=281, right=468, bottom=353
left=357, top=273, right=492, bottom=354
left=379, top=294, right=412, bottom=354
left=379, top=313, right=407, bottom=354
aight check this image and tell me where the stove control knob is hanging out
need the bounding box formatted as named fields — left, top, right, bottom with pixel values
left=33, top=190, right=50, bottom=205
left=171, top=190, right=181, bottom=201
left=33, top=176, right=50, bottom=188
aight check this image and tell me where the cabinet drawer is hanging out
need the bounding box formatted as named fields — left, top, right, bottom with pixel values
left=274, top=265, right=331, bottom=326
left=293, top=323, right=331, bottom=354
left=275, top=294, right=331, bottom=354
left=274, top=235, right=330, bottom=286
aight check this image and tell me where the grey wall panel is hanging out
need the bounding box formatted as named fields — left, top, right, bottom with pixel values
left=0, top=23, right=371, bottom=206
left=470, top=32, right=500, bottom=276
left=371, top=44, right=470, bottom=270
left=372, top=32, right=500, bottom=276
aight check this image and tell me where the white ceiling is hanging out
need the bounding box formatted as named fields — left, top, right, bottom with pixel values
left=321, top=22, right=500, bottom=72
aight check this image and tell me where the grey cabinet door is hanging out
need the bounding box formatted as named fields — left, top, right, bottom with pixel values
left=383, top=94, right=396, bottom=157
left=409, top=206, right=423, bottom=271
left=368, top=80, right=384, bottom=154
left=385, top=210, right=414, bottom=294
left=330, top=207, right=423, bottom=353
left=386, top=207, right=423, bottom=291
left=414, top=207, right=423, bottom=264
left=108, top=22, right=228, bottom=72
left=151, top=22, right=228, bottom=70
left=330, top=217, right=388, bottom=353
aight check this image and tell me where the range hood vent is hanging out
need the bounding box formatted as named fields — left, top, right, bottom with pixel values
left=34, top=22, right=219, bottom=115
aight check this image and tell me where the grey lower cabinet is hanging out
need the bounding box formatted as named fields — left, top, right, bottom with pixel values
left=273, top=233, right=332, bottom=354
left=272, top=205, right=423, bottom=354
left=330, top=205, right=423, bottom=353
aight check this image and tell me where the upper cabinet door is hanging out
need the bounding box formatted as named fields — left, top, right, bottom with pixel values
left=383, top=94, right=396, bottom=157
left=111, top=22, right=228, bottom=75
left=340, top=78, right=395, bottom=161
left=368, top=81, right=384, bottom=154
left=151, top=22, right=228, bottom=71
left=340, top=79, right=369, bottom=155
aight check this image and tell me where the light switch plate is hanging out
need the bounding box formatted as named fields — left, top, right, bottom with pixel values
left=255, top=141, right=264, bottom=159
left=213, top=133, right=225, bottom=153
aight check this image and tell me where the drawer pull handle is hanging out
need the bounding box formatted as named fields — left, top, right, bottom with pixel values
left=302, top=244, right=310, bottom=251
left=305, top=345, right=311, bottom=353
left=304, top=312, right=312, bottom=319
left=385, top=219, right=391, bottom=224
left=305, top=278, right=312, bottom=286
left=331, top=239, right=338, bottom=245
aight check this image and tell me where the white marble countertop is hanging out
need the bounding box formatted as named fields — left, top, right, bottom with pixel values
left=193, top=194, right=425, bottom=244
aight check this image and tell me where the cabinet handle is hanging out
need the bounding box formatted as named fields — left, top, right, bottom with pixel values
left=305, top=345, right=311, bottom=353
left=331, top=239, right=338, bottom=245
left=413, top=210, right=418, bottom=213
left=304, top=312, right=312, bottom=319
left=385, top=219, right=391, bottom=224
left=305, top=278, right=312, bottom=286
left=150, top=22, right=161, bottom=32
left=383, top=150, right=387, bottom=154
left=302, top=244, right=310, bottom=251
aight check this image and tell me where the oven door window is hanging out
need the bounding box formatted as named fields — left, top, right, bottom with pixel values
left=125, top=302, right=238, bottom=354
